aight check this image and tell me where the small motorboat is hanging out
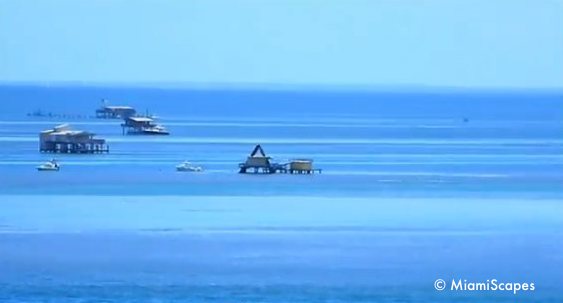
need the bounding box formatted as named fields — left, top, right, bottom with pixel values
left=176, top=161, right=203, bottom=172
left=140, top=125, right=170, bottom=135
left=37, top=159, right=60, bottom=171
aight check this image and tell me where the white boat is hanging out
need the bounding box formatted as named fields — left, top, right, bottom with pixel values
left=141, top=125, right=169, bottom=135
left=176, top=161, right=203, bottom=172
left=37, top=160, right=60, bottom=171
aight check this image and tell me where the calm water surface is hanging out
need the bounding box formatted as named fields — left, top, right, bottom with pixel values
left=0, top=85, right=562, bottom=302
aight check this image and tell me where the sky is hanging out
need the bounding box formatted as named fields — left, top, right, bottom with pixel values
left=0, top=0, right=562, bottom=89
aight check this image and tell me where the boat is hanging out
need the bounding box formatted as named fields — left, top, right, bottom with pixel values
left=122, top=117, right=170, bottom=135
left=176, top=161, right=203, bottom=172
left=140, top=125, right=170, bottom=135
left=125, top=125, right=170, bottom=135
left=37, top=159, right=60, bottom=171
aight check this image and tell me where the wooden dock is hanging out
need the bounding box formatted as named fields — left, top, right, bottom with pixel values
left=271, top=163, right=322, bottom=174
left=239, top=163, right=322, bottom=174
left=40, top=143, right=109, bottom=154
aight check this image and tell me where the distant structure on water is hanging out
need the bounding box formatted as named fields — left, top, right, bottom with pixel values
left=27, top=109, right=87, bottom=119
left=239, top=144, right=277, bottom=174
left=239, top=145, right=321, bottom=174
left=95, top=99, right=136, bottom=119
left=95, top=99, right=170, bottom=135
left=121, top=116, right=170, bottom=135
left=39, top=124, right=109, bottom=154
left=27, top=109, right=49, bottom=117
left=288, top=159, right=316, bottom=174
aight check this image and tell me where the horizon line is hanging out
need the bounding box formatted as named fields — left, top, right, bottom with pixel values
left=0, top=81, right=562, bottom=94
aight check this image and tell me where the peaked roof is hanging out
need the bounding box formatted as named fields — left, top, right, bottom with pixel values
left=250, top=144, right=267, bottom=158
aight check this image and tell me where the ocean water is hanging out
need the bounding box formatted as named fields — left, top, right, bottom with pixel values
left=0, top=85, right=562, bottom=302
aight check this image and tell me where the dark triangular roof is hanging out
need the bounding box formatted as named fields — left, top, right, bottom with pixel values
left=250, top=144, right=267, bottom=157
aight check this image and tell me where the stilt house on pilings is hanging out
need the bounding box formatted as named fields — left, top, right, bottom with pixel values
left=39, top=124, right=109, bottom=154
left=239, top=145, right=279, bottom=174
left=95, top=100, right=136, bottom=119
left=238, top=145, right=322, bottom=174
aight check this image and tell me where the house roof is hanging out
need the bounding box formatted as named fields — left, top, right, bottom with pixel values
left=53, top=124, right=71, bottom=132
left=41, top=124, right=95, bottom=136
left=105, top=106, right=135, bottom=110
left=250, top=144, right=268, bottom=158
left=291, top=159, right=313, bottom=163
left=127, top=117, right=154, bottom=122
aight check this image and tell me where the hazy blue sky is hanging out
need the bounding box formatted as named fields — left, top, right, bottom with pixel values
left=0, top=0, right=562, bottom=88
